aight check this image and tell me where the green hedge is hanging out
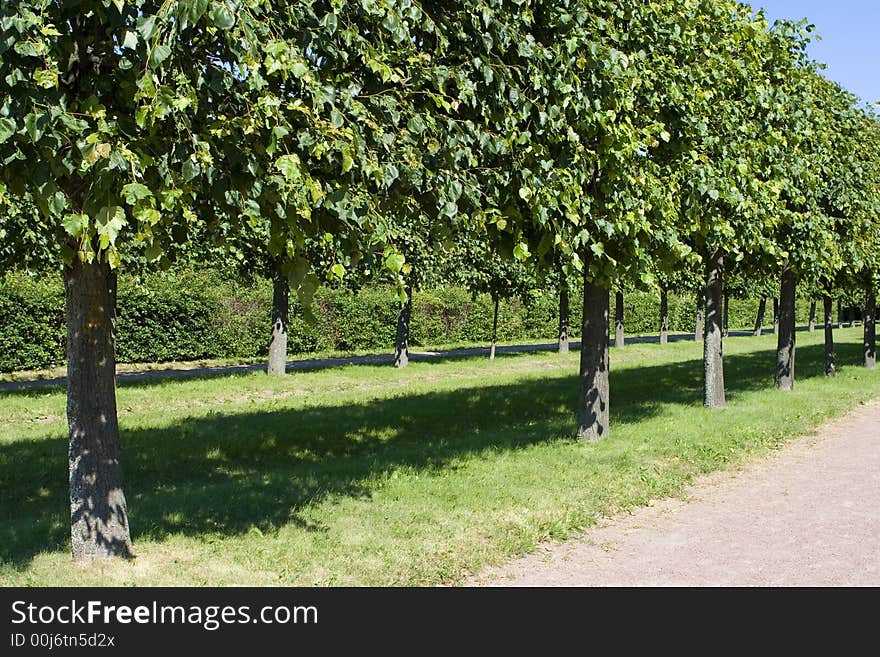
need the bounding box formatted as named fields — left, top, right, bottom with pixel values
left=0, top=270, right=823, bottom=373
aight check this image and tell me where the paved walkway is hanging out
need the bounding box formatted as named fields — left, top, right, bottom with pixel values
left=471, top=401, right=880, bottom=586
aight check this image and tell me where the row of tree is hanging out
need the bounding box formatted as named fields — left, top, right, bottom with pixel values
left=1, top=1, right=878, bottom=562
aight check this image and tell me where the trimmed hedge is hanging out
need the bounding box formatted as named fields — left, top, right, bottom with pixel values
left=0, top=270, right=820, bottom=373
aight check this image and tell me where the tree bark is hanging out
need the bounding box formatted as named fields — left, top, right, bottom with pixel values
left=722, top=292, right=730, bottom=338
left=267, top=262, right=289, bottom=376
left=775, top=267, right=797, bottom=391
left=772, top=298, right=780, bottom=335
left=64, top=258, right=132, bottom=561
left=490, top=294, right=499, bottom=361
left=577, top=279, right=610, bottom=441
left=614, top=291, right=625, bottom=349
left=808, top=300, right=817, bottom=332
left=837, top=299, right=843, bottom=329
left=394, top=286, right=412, bottom=368
left=703, top=251, right=726, bottom=408
left=865, top=286, right=877, bottom=369
left=694, top=292, right=705, bottom=342
left=659, top=289, right=669, bottom=346
left=754, top=297, right=766, bottom=337
left=823, top=295, right=836, bottom=377
left=558, top=279, right=570, bottom=355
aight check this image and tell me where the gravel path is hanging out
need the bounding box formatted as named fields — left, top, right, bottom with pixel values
left=471, top=400, right=880, bottom=587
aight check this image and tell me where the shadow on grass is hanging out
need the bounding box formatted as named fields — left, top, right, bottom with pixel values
left=0, top=341, right=862, bottom=567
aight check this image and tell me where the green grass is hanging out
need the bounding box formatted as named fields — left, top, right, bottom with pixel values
left=0, top=328, right=877, bottom=586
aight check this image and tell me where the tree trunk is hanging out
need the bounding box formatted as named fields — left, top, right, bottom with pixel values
left=850, top=307, right=857, bottom=329
left=823, top=295, right=836, bottom=377
left=775, top=267, right=797, bottom=391
left=722, top=292, right=730, bottom=338
left=837, top=299, right=843, bottom=329
left=865, top=286, right=877, bottom=369
left=490, top=294, right=499, bottom=361
left=614, top=291, right=625, bottom=349
left=267, top=262, right=289, bottom=376
left=659, top=289, right=669, bottom=346
left=772, top=298, right=780, bottom=335
left=808, top=300, right=817, bottom=332
left=394, top=286, right=412, bottom=368
left=754, top=297, right=766, bottom=337
left=577, top=279, right=610, bottom=441
left=703, top=251, right=726, bottom=408
left=64, top=258, right=132, bottom=561
left=558, top=280, right=570, bottom=355
left=694, top=292, right=705, bottom=342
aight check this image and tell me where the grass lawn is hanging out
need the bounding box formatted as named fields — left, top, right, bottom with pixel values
left=0, top=327, right=877, bottom=586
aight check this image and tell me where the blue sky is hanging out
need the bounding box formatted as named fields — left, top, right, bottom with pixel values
left=751, top=1, right=880, bottom=104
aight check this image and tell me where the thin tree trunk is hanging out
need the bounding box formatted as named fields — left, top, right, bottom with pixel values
left=808, top=300, right=817, bottom=332
left=394, top=286, right=412, bottom=368
left=659, top=289, right=669, bottom=345
left=837, top=299, right=843, bottom=329
left=850, top=307, right=857, bottom=328
left=865, top=286, right=877, bottom=369
left=704, top=251, right=726, bottom=408
left=65, top=258, right=132, bottom=561
left=558, top=279, right=570, bottom=354
left=694, top=292, right=705, bottom=342
left=754, top=297, right=766, bottom=337
left=775, top=267, right=797, bottom=390
left=490, top=294, right=499, bottom=361
left=614, top=291, right=625, bottom=349
left=824, top=295, right=836, bottom=376
left=772, top=298, right=779, bottom=335
left=577, top=278, right=610, bottom=441
left=267, top=262, right=289, bottom=376
left=722, top=292, right=730, bottom=338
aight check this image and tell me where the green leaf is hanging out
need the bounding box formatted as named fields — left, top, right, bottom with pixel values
left=319, top=13, right=338, bottom=34
left=34, top=69, right=58, bottom=89
left=122, top=183, right=153, bottom=205
left=149, top=44, right=172, bottom=68
left=276, top=154, right=301, bottom=180
left=182, top=159, right=201, bottom=182
left=95, top=206, right=127, bottom=249
left=291, top=62, right=308, bottom=78
left=62, top=214, right=90, bottom=238
left=341, top=148, right=354, bottom=174
left=329, top=263, right=346, bottom=280
left=23, top=112, right=48, bottom=142
left=209, top=3, right=236, bottom=30
left=383, top=253, right=406, bottom=273
left=0, top=118, right=15, bottom=143
left=122, top=31, right=139, bottom=50
left=135, top=206, right=161, bottom=226
left=145, top=242, right=163, bottom=262
left=513, top=243, right=531, bottom=261
left=137, top=15, right=158, bottom=41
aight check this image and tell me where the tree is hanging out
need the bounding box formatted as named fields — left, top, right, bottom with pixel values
left=509, top=1, right=703, bottom=439
left=0, top=1, right=285, bottom=559
left=0, top=0, right=456, bottom=559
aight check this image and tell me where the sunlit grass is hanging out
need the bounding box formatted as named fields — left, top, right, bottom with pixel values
left=0, top=328, right=876, bottom=586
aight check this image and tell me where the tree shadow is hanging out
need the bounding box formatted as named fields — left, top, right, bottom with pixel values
left=0, top=340, right=863, bottom=567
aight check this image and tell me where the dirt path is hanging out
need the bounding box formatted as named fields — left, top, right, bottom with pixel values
left=471, top=401, right=880, bottom=587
